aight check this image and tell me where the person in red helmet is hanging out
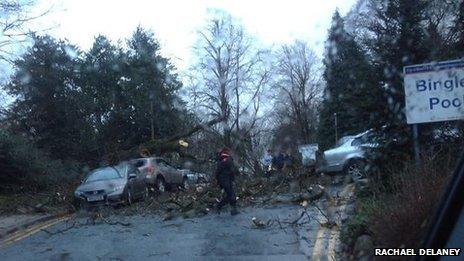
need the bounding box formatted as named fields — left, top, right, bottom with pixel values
left=215, top=147, right=240, bottom=215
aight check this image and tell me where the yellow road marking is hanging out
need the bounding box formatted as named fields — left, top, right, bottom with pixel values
left=311, top=183, right=356, bottom=259
left=326, top=183, right=355, bottom=259
left=326, top=228, right=339, bottom=259
left=1, top=215, right=72, bottom=247
left=311, top=226, right=327, bottom=259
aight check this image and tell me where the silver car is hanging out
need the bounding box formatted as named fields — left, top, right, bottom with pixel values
left=131, top=157, right=186, bottom=192
left=74, top=162, right=148, bottom=208
left=316, top=130, right=378, bottom=180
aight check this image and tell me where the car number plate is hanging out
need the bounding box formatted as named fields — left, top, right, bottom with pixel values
left=87, top=195, right=104, bottom=202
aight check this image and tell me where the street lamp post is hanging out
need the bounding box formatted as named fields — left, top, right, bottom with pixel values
left=334, top=112, right=338, bottom=146
left=149, top=90, right=155, bottom=141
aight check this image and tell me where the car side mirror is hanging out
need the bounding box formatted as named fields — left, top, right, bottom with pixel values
left=128, top=173, right=137, bottom=179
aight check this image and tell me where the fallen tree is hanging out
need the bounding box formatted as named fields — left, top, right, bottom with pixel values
left=105, top=115, right=226, bottom=164
left=109, top=167, right=323, bottom=220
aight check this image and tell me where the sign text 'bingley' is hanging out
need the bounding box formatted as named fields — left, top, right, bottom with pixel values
left=404, top=59, right=464, bottom=124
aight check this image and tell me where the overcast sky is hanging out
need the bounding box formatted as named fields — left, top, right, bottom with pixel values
left=0, top=0, right=357, bottom=106
left=33, top=0, right=357, bottom=71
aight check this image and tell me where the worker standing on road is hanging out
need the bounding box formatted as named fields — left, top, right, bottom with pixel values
left=215, top=147, right=240, bottom=216
left=262, top=149, right=273, bottom=176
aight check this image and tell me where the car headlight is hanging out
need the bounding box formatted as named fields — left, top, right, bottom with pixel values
left=112, top=185, right=125, bottom=192
left=74, top=191, right=83, bottom=197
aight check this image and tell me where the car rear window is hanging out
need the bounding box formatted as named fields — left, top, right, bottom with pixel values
left=133, top=159, right=148, bottom=168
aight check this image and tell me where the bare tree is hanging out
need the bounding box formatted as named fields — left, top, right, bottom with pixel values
left=0, top=0, right=52, bottom=62
left=189, top=12, right=270, bottom=155
left=273, top=41, right=322, bottom=145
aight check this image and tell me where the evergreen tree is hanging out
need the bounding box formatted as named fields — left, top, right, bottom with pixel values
left=452, top=1, right=464, bottom=58
left=123, top=27, right=185, bottom=146
left=79, top=35, right=126, bottom=156
left=2, top=28, right=192, bottom=170
left=368, top=0, right=429, bottom=125
left=4, top=35, right=94, bottom=160
left=361, top=0, right=430, bottom=163
left=318, top=10, right=385, bottom=149
left=79, top=28, right=189, bottom=154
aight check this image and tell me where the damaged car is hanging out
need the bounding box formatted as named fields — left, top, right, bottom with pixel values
left=130, top=157, right=187, bottom=192
left=74, top=162, right=149, bottom=208
left=316, top=130, right=379, bottom=181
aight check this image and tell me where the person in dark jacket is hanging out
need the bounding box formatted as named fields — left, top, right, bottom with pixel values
left=215, top=148, right=239, bottom=215
left=272, top=152, right=285, bottom=171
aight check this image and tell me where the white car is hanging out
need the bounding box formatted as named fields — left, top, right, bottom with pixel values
left=316, top=130, right=379, bottom=180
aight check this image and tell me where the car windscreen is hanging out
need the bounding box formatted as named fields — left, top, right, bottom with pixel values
left=351, top=137, right=363, bottom=146
left=132, top=159, right=147, bottom=168
left=351, top=132, right=378, bottom=146
left=337, top=136, right=355, bottom=147
left=85, top=166, right=125, bottom=183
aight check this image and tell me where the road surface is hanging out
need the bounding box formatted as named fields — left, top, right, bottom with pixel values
left=0, top=183, right=354, bottom=260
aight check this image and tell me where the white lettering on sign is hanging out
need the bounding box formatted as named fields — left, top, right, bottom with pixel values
left=403, top=59, right=464, bottom=124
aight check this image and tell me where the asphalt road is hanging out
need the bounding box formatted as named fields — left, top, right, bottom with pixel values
left=0, top=203, right=337, bottom=261
left=1, top=181, right=354, bottom=261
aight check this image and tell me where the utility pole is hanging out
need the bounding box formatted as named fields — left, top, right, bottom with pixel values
left=412, top=124, right=420, bottom=167
left=334, top=112, right=338, bottom=145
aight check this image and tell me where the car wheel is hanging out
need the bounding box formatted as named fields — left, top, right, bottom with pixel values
left=182, top=177, right=190, bottom=190
left=126, top=189, right=133, bottom=205
left=142, top=186, right=149, bottom=200
left=72, top=198, right=81, bottom=211
left=75, top=200, right=88, bottom=212
left=345, top=159, right=366, bottom=181
left=156, top=177, right=167, bottom=193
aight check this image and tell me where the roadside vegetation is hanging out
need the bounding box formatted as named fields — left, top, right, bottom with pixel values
left=0, top=129, right=80, bottom=214
left=0, top=130, right=80, bottom=192
left=342, top=146, right=459, bottom=253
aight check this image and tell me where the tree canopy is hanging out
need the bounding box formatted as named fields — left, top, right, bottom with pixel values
left=3, top=28, right=190, bottom=165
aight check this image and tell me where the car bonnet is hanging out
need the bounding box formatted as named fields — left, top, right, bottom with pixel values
left=76, top=178, right=126, bottom=193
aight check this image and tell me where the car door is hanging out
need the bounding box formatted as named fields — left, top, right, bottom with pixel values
left=325, top=140, right=357, bottom=168
left=125, top=164, right=136, bottom=193
left=156, top=159, right=172, bottom=183
left=166, top=161, right=183, bottom=184
left=127, top=164, right=143, bottom=196
left=163, top=160, right=182, bottom=184
left=134, top=166, right=145, bottom=195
